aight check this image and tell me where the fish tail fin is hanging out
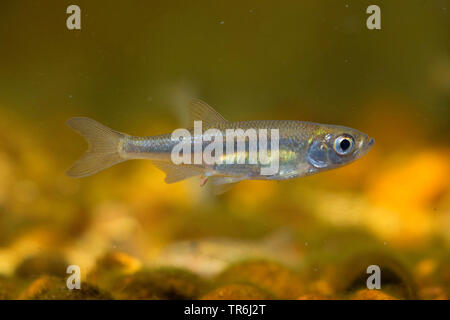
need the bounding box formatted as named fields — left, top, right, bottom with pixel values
left=66, top=117, right=126, bottom=178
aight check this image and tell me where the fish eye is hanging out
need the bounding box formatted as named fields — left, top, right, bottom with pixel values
left=333, top=135, right=354, bottom=155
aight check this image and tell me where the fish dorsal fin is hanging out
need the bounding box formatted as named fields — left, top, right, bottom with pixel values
left=151, top=161, right=203, bottom=184
left=188, top=99, right=228, bottom=128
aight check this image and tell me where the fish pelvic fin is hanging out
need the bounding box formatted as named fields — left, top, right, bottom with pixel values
left=66, top=117, right=125, bottom=178
left=188, top=99, right=228, bottom=128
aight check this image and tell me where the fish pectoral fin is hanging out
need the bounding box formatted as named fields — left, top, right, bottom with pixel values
left=151, top=161, right=203, bottom=184
left=209, top=176, right=244, bottom=195
left=188, top=99, right=228, bottom=128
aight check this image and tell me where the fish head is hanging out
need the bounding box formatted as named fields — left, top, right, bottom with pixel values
left=305, top=124, right=374, bottom=173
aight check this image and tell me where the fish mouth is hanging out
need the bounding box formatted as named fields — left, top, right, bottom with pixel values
left=363, top=137, right=375, bottom=153
left=357, top=136, right=374, bottom=150
left=355, top=136, right=374, bottom=158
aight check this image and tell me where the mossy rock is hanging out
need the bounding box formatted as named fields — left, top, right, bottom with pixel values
left=0, top=275, right=25, bottom=299
left=418, top=286, right=448, bottom=300
left=334, top=252, right=417, bottom=299
left=215, top=259, right=304, bottom=299
left=88, top=251, right=142, bottom=290
left=351, top=289, right=397, bottom=300
left=297, top=293, right=337, bottom=300
left=91, top=251, right=142, bottom=272
left=112, top=267, right=209, bottom=300
left=15, top=252, right=68, bottom=279
left=20, top=275, right=112, bottom=300
left=436, top=260, right=450, bottom=298
left=201, top=284, right=273, bottom=300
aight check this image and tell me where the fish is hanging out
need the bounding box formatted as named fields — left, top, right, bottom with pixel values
left=66, top=99, right=374, bottom=193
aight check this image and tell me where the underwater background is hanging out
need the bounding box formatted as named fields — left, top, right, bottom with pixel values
left=0, top=0, right=448, bottom=299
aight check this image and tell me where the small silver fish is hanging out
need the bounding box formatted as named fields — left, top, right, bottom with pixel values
left=66, top=99, right=374, bottom=192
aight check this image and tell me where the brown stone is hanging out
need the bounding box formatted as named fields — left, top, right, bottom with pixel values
left=15, top=252, right=68, bottom=279
left=201, top=284, right=272, bottom=300
left=216, top=259, right=304, bottom=299
left=112, top=268, right=209, bottom=300
left=351, top=289, right=397, bottom=300
left=19, top=275, right=112, bottom=300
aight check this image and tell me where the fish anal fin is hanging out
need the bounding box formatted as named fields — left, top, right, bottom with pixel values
left=209, top=176, right=243, bottom=195
left=188, top=99, right=228, bottom=128
left=151, top=161, right=203, bottom=184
